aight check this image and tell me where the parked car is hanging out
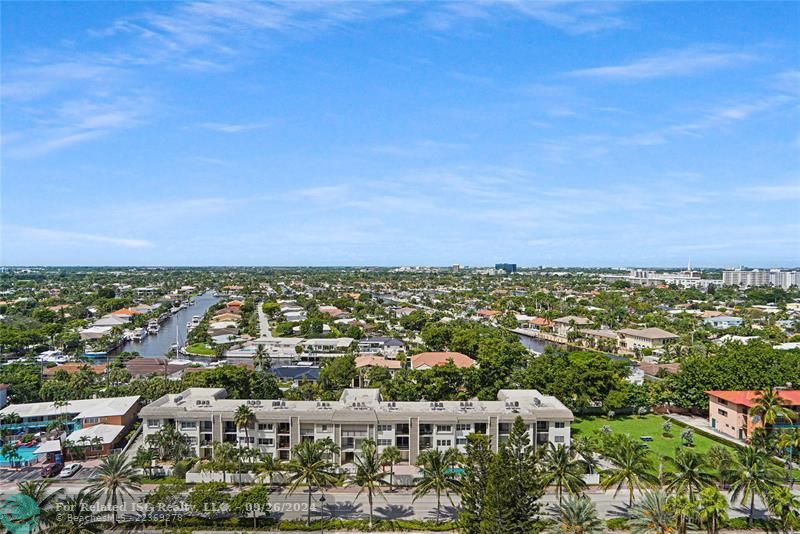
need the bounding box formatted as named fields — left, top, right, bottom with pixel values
left=41, top=463, right=63, bottom=478
left=59, top=463, right=81, bottom=478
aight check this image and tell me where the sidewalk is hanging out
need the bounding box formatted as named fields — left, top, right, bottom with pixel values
left=664, top=413, right=748, bottom=447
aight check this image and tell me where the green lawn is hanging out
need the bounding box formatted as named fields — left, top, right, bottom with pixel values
left=184, top=343, right=216, bottom=356
left=572, top=414, right=735, bottom=472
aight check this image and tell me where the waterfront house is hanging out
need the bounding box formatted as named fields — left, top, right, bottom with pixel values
left=411, top=351, right=476, bottom=370
left=617, top=327, right=679, bottom=352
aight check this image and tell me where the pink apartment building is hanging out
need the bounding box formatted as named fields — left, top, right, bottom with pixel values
left=706, top=390, right=800, bottom=441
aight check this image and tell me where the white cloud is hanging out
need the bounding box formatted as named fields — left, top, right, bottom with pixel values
left=737, top=184, right=800, bottom=200
left=568, top=46, right=758, bottom=80
left=198, top=121, right=272, bottom=133
left=6, top=226, right=152, bottom=248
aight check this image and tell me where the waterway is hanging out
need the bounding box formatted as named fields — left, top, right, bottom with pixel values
left=117, top=291, right=221, bottom=357
left=517, top=333, right=559, bottom=354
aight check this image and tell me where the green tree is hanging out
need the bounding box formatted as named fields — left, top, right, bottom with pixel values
left=540, top=443, right=587, bottom=504
left=627, top=490, right=676, bottom=534
left=413, top=448, right=461, bottom=525
left=697, top=486, right=728, bottom=534
left=749, top=386, right=797, bottom=432
left=548, top=495, right=604, bottom=534
left=17, top=479, right=65, bottom=532
left=145, top=480, right=186, bottom=530
left=601, top=435, right=659, bottom=506
left=727, top=446, right=781, bottom=526
left=228, top=483, right=271, bottom=529
left=286, top=439, right=340, bottom=525
left=47, top=488, right=102, bottom=534
left=767, top=485, right=800, bottom=534
left=380, top=445, right=401, bottom=492
left=186, top=481, right=229, bottom=517
left=458, top=433, right=493, bottom=533
left=89, top=453, right=141, bottom=527
left=351, top=439, right=388, bottom=530
left=234, top=404, right=256, bottom=451
left=133, top=446, right=154, bottom=478
left=212, top=441, right=237, bottom=484
left=666, top=448, right=715, bottom=500
left=481, top=417, right=543, bottom=532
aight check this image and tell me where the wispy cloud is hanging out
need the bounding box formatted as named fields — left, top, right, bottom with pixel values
left=6, top=226, right=152, bottom=248
left=737, top=184, right=800, bottom=200
left=198, top=121, right=272, bottom=133
left=568, top=46, right=758, bottom=80
left=5, top=95, right=151, bottom=158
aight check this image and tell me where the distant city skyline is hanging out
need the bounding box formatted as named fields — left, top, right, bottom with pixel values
left=2, top=2, right=799, bottom=266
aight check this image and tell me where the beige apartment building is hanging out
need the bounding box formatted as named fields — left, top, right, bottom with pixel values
left=140, top=387, right=573, bottom=465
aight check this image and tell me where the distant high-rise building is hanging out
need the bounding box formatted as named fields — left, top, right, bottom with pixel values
left=495, top=263, right=517, bottom=274
left=723, top=268, right=800, bottom=289
left=452, top=264, right=461, bottom=273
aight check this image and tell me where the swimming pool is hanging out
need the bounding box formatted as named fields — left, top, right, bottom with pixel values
left=0, top=446, right=40, bottom=466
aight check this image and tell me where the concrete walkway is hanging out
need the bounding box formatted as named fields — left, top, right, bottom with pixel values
left=663, top=413, right=748, bottom=447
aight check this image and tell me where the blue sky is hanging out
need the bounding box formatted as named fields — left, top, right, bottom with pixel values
left=2, top=1, right=798, bottom=267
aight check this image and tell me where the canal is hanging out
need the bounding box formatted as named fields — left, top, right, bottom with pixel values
left=117, top=291, right=221, bottom=357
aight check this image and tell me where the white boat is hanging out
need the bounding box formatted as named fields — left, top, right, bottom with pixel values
left=147, top=319, right=160, bottom=334
left=191, top=315, right=201, bottom=325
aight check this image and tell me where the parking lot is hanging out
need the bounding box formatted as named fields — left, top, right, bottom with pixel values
left=0, top=465, right=98, bottom=483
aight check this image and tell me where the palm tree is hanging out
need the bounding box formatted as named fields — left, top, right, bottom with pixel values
left=601, top=436, right=659, bottom=506
left=255, top=452, right=279, bottom=488
left=253, top=344, right=270, bottom=370
left=667, top=494, right=697, bottom=534
left=17, top=479, right=64, bottom=531
left=351, top=439, right=389, bottom=530
left=727, top=446, right=781, bottom=526
left=89, top=453, right=141, bottom=527
left=413, top=448, right=461, bottom=525
left=697, top=486, right=728, bottom=534
left=549, top=495, right=604, bottom=534
left=47, top=488, right=102, bottom=534
left=776, top=429, right=800, bottom=488
left=767, top=486, right=800, bottom=534
left=380, top=445, right=401, bottom=492
left=133, top=446, right=154, bottom=478
left=285, top=439, right=340, bottom=525
left=234, top=404, right=256, bottom=450
left=571, top=435, right=600, bottom=475
left=627, top=490, right=676, bottom=534
left=1, top=443, right=20, bottom=469
left=540, top=443, right=586, bottom=504
left=748, top=386, right=797, bottom=433
left=212, top=441, right=236, bottom=484
left=666, top=448, right=715, bottom=500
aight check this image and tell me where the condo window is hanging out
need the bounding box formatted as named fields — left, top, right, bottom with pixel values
left=555, top=422, right=565, bottom=429
left=718, top=409, right=728, bottom=417
left=456, top=423, right=471, bottom=432
left=436, top=425, right=452, bottom=433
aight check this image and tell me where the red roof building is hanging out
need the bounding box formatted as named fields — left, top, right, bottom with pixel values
left=411, top=352, right=476, bottom=370
left=706, top=389, right=800, bottom=441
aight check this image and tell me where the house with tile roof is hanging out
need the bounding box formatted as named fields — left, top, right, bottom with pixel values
left=707, top=389, right=800, bottom=441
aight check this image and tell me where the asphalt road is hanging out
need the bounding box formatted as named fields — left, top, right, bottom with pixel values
left=0, top=481, right=787, bottom=523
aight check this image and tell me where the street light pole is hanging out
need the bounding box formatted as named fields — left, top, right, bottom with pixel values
left=318, top=495, right=326, bottom=534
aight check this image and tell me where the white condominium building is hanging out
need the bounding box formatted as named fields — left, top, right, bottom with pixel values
left=140, top=387, right=573, bottom=465
left=723, top=268, right=800, bottom=289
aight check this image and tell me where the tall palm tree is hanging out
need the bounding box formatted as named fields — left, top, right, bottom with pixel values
left=627, top=490, right=676, bottom=534
left=212, top=441, right=237, bottom=484
left=351, top=439, right=389, bottom=530
left=601, top=436, right=659, bottom=506
left=727, top=446, right=781, bottom=526
left=767, top=486, right=800, bottom=534
left=413, top=448, right=461, bottom=525
left=234, top=404, right=256, bottom=450
left=253, top=344, right=270, bottom=370
left=89, top=453, right=141, bottom=527
left=548, top=495, right=604, bottom=534
left=380, top=445, right=402, bottom=492
left=696, top=486, right=728, bottom=534
left=571, top=435, right=600, bottom=475
left=47, top=488, right=102, bottom=534
left=285, top=439, right=340, bottom=525
left=666, top=449, right=715, bottom=500
left=17, top=479, right=64, bottom=531
left=748, top=387, right=797, bottom=433
left=255, top=452, right=279, bottom=488
left=540, top=443, right=587, bottom=504
left=776, top=429, right=800, bottom=488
